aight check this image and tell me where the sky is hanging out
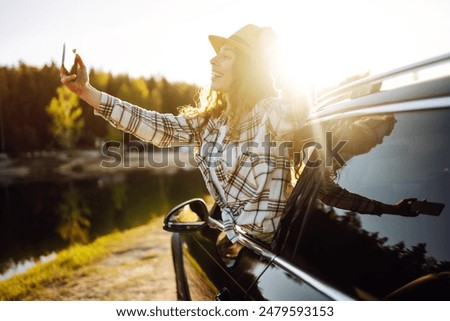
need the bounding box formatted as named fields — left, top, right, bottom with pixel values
left=1, top=0, right=450, bottom=90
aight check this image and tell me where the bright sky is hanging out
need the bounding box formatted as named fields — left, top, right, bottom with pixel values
left=1, top=0, right=449, bottom=90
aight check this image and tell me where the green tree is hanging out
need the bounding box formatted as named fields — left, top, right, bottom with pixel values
left=46, top=86, right=84, bottom=150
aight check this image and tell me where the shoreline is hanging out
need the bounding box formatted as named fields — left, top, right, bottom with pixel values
left=0, top=149, right=197, bottom=185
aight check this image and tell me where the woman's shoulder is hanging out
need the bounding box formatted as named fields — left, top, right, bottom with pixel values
left=258, top=96, right=308, bottom=124
left=257, top=96, right=283, bottom=110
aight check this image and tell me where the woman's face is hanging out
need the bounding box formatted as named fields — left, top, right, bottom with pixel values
left=210, top=44, right=235, bottom=93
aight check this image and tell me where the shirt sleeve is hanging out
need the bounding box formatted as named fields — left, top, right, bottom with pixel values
left=326, top=114, right=397, bottom=161
left=318, top=176, right=384, bottom=214
left=94, top=92, right=201, bottom=148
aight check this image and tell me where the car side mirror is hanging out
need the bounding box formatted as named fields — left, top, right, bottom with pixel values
left=163, top=198, right=208, bottom=232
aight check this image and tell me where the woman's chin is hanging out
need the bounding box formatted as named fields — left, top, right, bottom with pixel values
left=210, top=81, right=228, bottom=93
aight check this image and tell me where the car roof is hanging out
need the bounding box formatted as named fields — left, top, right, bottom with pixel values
left=310, top=52, right=450, bottom=120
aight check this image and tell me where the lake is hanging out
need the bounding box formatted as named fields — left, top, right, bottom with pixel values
left=0, top=165, right=208, bottom=279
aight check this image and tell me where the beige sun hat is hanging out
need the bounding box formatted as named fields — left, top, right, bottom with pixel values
left=208, top=24, right=278, bottom=62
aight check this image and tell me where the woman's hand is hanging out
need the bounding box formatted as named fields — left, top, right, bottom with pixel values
left=60, top=53, right=101, bottom=110
left=60, top=53, right=89, bottom=96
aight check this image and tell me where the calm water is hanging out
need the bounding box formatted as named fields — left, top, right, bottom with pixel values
left=0, top=169, right=208, bottom=277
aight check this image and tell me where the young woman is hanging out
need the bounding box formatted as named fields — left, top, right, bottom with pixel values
left=60, top=24, right=307, bottom=244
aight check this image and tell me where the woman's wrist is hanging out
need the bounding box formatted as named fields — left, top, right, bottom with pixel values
left=79, top=83, right=102, bottom=110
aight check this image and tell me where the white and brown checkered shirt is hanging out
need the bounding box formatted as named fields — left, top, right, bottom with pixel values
left=95, top=93, right=304, bottom=243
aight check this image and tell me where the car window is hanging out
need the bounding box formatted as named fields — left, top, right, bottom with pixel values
left=278, top=109, right=450, bottom=300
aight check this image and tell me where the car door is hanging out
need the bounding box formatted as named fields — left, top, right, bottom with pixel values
left=247, top=161, right=350, bottom=301
left=176, top=204, right=274, bottom=300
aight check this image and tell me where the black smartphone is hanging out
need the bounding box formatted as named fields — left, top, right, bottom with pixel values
left=410, top=199, right=445, bottom=216
left=61, top=42, right=77, bottom=75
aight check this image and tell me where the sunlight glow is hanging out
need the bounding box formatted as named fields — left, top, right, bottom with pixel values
left=272, top=3, right=385, bottom=91
left=266, top=0, right=450, bottom=92
left=0, top=0, right=449, bottom=94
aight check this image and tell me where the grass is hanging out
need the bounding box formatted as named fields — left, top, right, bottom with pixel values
left=0, top=229, right=125, bottom=300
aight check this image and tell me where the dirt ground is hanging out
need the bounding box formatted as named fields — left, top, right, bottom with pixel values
left=32, top=219, right=178, bottom=301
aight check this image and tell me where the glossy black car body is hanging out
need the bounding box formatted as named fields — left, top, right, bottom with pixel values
left=164, top=53, right=450, bottom=300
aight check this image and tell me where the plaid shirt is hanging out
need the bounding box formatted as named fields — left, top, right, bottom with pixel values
left=95, top=93, right=304, bottom=243
left=319, top=176, right=385, bottom=214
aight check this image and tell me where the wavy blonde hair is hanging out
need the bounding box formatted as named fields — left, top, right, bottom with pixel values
left=179, top=47, right=278, bottom=141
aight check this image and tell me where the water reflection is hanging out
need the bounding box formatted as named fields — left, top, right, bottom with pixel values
left=0, top=169, right=207, bottom=277
left=0, top=253, right=57, bottom=281
left=57, top=183, right=92, bottom=244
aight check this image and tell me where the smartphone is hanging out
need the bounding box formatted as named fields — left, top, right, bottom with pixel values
left=410, top=199, right=445, bottom=216
left=61, top=42, right=77, bottom=75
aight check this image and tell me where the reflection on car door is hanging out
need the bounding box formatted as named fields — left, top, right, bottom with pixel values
left=180, top=206, right=274, bottom=300
left=273, top=110, right=450, bottom=300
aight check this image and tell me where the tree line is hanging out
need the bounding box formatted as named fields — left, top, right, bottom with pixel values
left=0, top=62, right=198, bottom=153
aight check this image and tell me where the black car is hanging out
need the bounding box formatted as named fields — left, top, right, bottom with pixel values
left=163, top=53, right=450, bottom=301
